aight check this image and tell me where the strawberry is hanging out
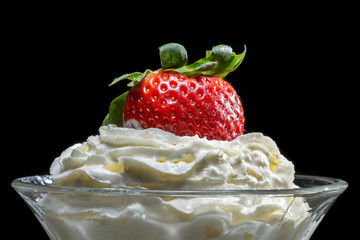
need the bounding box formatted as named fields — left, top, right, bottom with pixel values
left=103, top=43, right=246, bottom=141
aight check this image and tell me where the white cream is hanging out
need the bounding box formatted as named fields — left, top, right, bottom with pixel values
left=50, top=125, right=295, bottom=190
left=45, top=125, right=310, bottom=240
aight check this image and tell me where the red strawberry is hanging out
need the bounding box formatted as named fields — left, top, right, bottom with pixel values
left=123, top=70, right=244, bottom=141
left=103, top=43, right=246, bottom=141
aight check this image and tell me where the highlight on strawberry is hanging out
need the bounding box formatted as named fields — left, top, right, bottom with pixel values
left=103, top=43, right=246, bottom=141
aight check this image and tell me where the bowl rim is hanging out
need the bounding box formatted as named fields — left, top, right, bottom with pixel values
left=11, top=175, right=348, bottom=197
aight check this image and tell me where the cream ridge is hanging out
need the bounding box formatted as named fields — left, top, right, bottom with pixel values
left=50, top=125, right=295, bottom=191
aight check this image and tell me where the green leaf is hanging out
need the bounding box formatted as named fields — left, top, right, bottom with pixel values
left=159, top=43, right=188, bottom=69
left=172, top=44, right=246, bottom=78
left=109, top=72, right=142, bottom=86
left=109, top=69, right=152, bottom=87
left=126, top=69, right=152, bottom=87
left=102, top=91, right=128, bottom=127
left=175, top=58, right=217, bottom=76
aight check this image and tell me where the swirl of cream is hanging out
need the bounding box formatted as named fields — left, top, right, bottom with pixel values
left=50, top=125, right=295, bottom=190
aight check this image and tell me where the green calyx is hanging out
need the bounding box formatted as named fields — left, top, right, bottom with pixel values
left=108, top=43, right=246, bottom=88
left=171, top=44, right=247, bottom=78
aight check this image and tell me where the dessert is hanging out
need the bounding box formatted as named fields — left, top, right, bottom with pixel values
left=12, top=43, right=347, bottom=240
left=47, top=126, right=310, bottom=239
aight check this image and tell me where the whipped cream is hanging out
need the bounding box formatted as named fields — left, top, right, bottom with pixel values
left=50, top=125, right=295, bottom=190
left=45, top=125, right=310, bottom=239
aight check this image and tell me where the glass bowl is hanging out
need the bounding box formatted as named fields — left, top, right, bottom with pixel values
left=12, top=175, right=347, bottom=240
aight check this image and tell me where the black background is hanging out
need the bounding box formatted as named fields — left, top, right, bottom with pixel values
left=3, top=3, right=357, bottom=239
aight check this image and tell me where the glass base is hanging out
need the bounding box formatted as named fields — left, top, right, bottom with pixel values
left=12, top=175, right=347, bottom=240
